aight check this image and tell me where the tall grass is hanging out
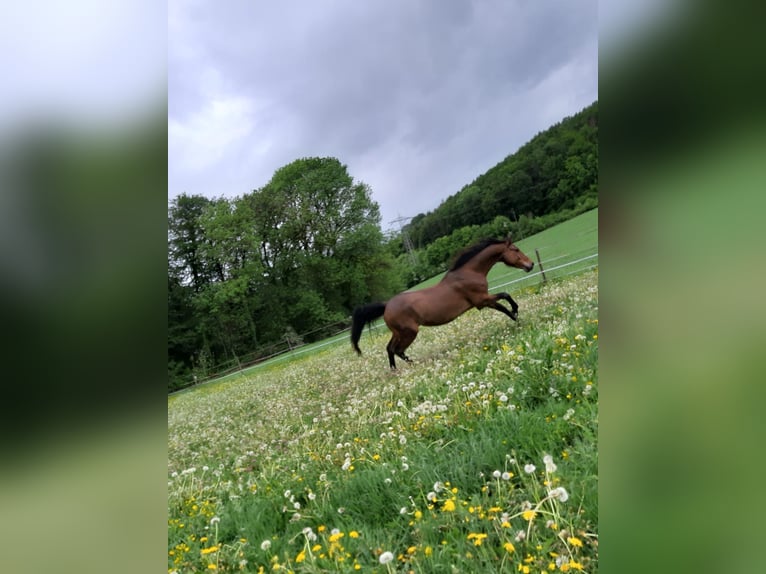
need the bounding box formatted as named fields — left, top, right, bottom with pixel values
left=168, top=269, right=598, bottom=573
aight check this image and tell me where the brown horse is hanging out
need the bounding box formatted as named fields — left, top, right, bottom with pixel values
left=351, top=237, right=534, bottom=369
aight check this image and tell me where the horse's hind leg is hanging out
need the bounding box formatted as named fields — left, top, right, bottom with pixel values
left=386, top=334, right=399, bottom=369
left=395, top=327, right=418, bottom=363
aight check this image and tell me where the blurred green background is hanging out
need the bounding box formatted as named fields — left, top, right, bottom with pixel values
left=601, top=0, right=766, bottom=571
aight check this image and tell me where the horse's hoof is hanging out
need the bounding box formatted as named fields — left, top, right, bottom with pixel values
left=510, top=311, right=518, bottom=321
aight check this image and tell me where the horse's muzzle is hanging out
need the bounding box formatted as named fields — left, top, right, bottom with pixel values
left=525, top=262, right=534, bottom=272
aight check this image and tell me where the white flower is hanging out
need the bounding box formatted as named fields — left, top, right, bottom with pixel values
left=342, top=458, right=352, bottom=471
left=261, top=540, right=271, bottom=551
left=427, top=491, right=437, bottom=501
left=400, top=507, right=408, bottom=515
left=543, top=454, right=557, bottom=473
left=524, top=464, right=536, bottom=474
left=331, top=528, right=340, bottom=536
left=402, top=463, right=409, bottom=471
left=308, top=492, right=316, bottom=501
left=238, top=560, right=248, bottom=568
left=501, top=472, right=512, bottom=480
left=499, top=394, right=509, bottom=402
left=514, top=530, right=526, bottom=542
left=337, top=507, right=345, bottom=514
left=434, top=481, right=445, bottom=492
left=550, top=487, right=569, bottom=502
left=384, top=478, right=392, bottom=485
left=202, top=465, right=209, bottom=472
left=379, top=551, right=395, bottom=564
left=319, top=473, right=327, bottom=482
left=492, top=470, right=502, bottom=478
left=284, top=490, right=291, bottom=498
left=210, top=516, right=220, bottom=525
left=293, top=502, right=301, bottom=510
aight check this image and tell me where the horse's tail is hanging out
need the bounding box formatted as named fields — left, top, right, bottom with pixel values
left=351, top=302, right=387, bottom=355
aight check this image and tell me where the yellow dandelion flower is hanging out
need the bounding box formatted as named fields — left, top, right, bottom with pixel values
left=407, top=546, right=417, bottom=554
left=504, top=542, right=515, bottom=553
left=522, top=510, right=536, bottom=521
left=311, top=544, right=321, bottom=552
left=424, top=546, right=433, bottom=556
left=329, top=532, right=345, bottom=543
left=207, top=565, right=217, bottom=571
left=295, top=550, right=306, bottom=563
left=414, top=510, right=423, bottom=520
left=442, top=499, right=456, bottom=512
left=567, top=536, right=583, bottom=548
left=349, top=531, right=360, bottom=538
left=317, top=525, right=326, bottom=533
left=501, top=521, right=511, bottom=528
left=568, top=559, right=584, bottom=570
left=201, top=546, right=220, bottom=555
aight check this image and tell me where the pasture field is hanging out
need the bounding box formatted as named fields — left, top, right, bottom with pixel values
left=177, top=208, right=598, bottom=394
left=168, top=265, right=598, bottom=571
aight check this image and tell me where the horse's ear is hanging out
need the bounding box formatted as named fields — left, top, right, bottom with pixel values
left=505, top=234, right=512, bottom=246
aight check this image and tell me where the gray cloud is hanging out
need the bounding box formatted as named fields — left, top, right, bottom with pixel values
left=169, top=0, right=597, bottom=228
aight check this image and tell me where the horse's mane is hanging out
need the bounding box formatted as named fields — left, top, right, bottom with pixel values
left=449, top=238, right=506, bottom=271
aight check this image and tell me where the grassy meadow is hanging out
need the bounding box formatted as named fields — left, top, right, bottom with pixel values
left=168, top=212, right=598, bottom=573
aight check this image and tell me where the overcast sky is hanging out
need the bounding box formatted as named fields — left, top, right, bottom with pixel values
left=169, top=0, right=598, bottom=230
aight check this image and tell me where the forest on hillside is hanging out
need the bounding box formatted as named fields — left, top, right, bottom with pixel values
left=168, top=102, right=598, bottom=392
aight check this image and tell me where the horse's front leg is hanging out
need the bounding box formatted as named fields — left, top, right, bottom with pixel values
left=495, top=292, right=519, bottom=320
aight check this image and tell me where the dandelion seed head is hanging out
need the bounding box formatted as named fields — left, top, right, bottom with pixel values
left=550, top=487, right=569, bottom=502
left=261, top=540, right=271, bottom=551
left=379, top=551, right=394, bottom=564
left=492, top=470, right=501, bottom=478
left=524, top=464, right=536, bottom=474
left=502, top=472, right=512, bottom=480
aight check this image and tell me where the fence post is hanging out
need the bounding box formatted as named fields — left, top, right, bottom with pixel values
left=535, top=249, right=547, bottom=284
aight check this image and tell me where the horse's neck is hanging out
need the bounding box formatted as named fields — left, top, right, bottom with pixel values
left=462, top=247, right=502, bottom=276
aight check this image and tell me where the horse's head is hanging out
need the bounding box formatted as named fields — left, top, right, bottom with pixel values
left=500, top=237, right=534, bottom=272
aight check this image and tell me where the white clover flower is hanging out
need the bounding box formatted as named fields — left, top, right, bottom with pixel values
left=379, top=551, right=395, bottom=564
left=543, top=454, right=557, bottom=473
left=492, top=470, right=502, bottom=479
left=261, top=540, right=271, bottom=551
left=550, top=487, right=569, bottom=502
left=501, top=472, right=512, bottom=481
left=524, top=464, right=536, bottom=474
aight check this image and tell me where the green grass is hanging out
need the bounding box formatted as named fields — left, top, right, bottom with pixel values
left=168, top=264, right=599, bottom=572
